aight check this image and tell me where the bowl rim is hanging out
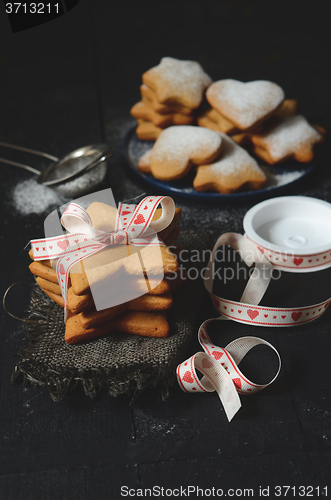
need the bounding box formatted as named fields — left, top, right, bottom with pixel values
left=243, top=195, right=331, bottom=256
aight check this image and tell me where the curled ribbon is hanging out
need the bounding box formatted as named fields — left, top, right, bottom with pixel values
left=177, top=232, right=289, bottom=421
left=177, top=319, right=281, bottom=421
left=177, top=231, right=331, bottom=420
left=30, top=195, right=175, bottom=320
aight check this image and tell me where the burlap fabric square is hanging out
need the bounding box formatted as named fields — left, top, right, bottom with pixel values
left=13, top=231, right=212, bottom=401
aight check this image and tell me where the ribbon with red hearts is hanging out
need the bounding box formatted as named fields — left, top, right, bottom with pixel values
left=177, top=231, right=330, bottom=421
left=177, top=318, right=281, bottom=421
left=248, top=237, right=331, bottom=271
left=205, top=233, right=330, bottom=327
left=30, top=195, right=175, bottom=319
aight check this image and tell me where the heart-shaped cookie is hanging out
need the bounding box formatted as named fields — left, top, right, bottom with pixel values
left=193, top=134, right=266, bottom=194
left=206, top=79, right=285, bottom=130
left=149, top=125, right=222, bottom=181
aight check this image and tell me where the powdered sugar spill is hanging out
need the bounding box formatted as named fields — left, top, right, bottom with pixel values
left=264, top=169, right=302, bottom=189
left=10, top=178, right=68, bottom=215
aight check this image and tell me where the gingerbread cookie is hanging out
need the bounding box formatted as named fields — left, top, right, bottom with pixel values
left=250, top=115, right=325, bottom=164
left=131, top=100, right=194, bottom=127
left=148, top=125, right=222, bottom=181
left=163, top=226, right=181, bottom=246
left=193, top=133, right=266, bottom=194
left=41, top=287, right=65, bottom=308
left=65, top=310, right=170, bottom=344
left=206, top=79, right=284, bottom=130
left=78, top=291, right=173, bottom=330
left=142, top=57, right=212, bottom=109
left=36, top=276, right=61, bottom=295
left=136, top=119, right=163, bottom=141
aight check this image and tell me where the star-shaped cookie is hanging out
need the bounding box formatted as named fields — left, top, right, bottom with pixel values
left=251, top=115, right=325, bottom=164
left=142, top=57, right=212, bottom=109
left=193, top=134, right=266, bottom=193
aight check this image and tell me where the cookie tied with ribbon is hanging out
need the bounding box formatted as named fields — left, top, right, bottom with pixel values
left=30, top=196, right=176, bottom=320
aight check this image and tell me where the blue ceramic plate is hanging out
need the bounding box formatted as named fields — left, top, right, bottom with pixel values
left=121, top=126, right=317, bottom=202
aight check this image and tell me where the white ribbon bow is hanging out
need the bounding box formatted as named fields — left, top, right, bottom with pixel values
left=30, top=195, right=175, bottom=319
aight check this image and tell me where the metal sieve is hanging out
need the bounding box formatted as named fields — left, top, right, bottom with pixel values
left=0, top=141, right=110, bottom=187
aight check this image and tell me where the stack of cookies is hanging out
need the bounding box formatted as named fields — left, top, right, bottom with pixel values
left=131, top=57, right=212, bottom=140
left=198, top=79, right=325, bottom=162
left=28, top=203, right=184, bottom=344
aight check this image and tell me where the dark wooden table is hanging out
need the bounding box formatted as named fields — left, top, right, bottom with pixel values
left=1, top=1, right=331, bottom=498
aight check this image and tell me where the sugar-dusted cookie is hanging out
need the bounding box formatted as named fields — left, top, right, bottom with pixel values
left=206, top=79, right=284, bottom=130
left=67, top=286, right=95, bottom=313
left=140, top=84, right=193, bottom=115
left=149, top=125, right=222, bottom=181
left=193, top=133, right=266, bottom=194
left=250, top=115, right=325, bottom=164
left=136, top=119, right=163, bottom=141
left=36, top=276, right=61, bottom=295
left=138, top=149, right=152, bottom=173
left=29, top=261, right=59, bottom=284
left=131, top=100, right=194, bottom=128
left=142, top=57, right=212, bottom=109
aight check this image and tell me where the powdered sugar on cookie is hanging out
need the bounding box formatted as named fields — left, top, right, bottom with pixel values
left=138, top=149, right=152, bottom=173
left=193, top=134, right=266, bottom=193
left=206, top=79, right=284, bottom=130
left=149, top=126, right=222, bottom=180
left=251, top=115, right=324, bottom=163
left=143, top=57, right=212, bottom=109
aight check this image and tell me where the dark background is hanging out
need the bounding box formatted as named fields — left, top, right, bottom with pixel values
left=1, top=0, right=331, bottom=498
